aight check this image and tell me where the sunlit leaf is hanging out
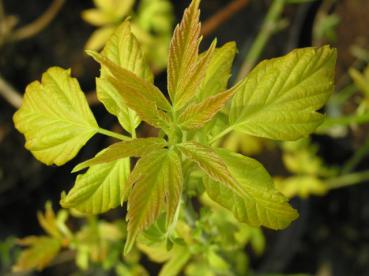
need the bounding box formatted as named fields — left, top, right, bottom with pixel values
left=275, top=176, right=328, bottom=199
left=13, top=237, right=61, bottom=272
left=178, top=88, right=236, bottom=129
left=178, top=142, right=243, bottom=196
left=73, top=137, right=167, bottom=172
left=159, top=246, right=191, bottom=276
left=97, top=20, right=153, bottom=134
left=84, top=26, right=115, bottom=51
left=204, top=148, right=299, bottom=229
left=229, top=46, right=337, bottom=140
left=88, top=51, right=171, bottom=129
left=125, top=149, right=183, bottom=254
left=82, top=9, right=115, bottom=26
left=13, top=67, right=98, bottom=166
left=168, top=0, right=215, bottom=109
left=61, top=158, right=130, bottom=214
left=198, top=42, right=237, bottom=100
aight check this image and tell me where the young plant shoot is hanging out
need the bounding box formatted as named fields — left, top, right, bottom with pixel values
left=13, top=0, right=336, bottom=256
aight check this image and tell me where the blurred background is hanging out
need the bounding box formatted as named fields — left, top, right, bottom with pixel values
left=1, top=0, right=369, bottom=275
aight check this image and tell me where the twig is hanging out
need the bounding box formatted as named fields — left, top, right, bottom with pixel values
left=237, top=0, right=286, bottom=80
left=9, top=0, right=65, bottom=42
left=201, top=0, right=250, bottom=36
left=325, top=170, right=369, bottom=190
left=0, top=74, right=23, bottom=108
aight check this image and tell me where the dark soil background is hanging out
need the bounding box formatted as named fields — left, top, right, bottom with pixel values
left=1, top=0, right=369, bottom=275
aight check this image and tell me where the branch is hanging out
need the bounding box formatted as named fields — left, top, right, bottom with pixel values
left=201, top=0, right=250, bottom=36
left=0, top=74, right=23, bottom=108
left=9, top=0, right=65, bottom=42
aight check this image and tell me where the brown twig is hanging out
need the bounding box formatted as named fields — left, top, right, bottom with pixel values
left=0, top=74, right=23, bottom=108
left=201, top=0, right=250, bottom=36
left=9, top=0, right=65, bottom=42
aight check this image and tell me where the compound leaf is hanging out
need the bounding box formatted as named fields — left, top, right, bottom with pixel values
left=60, top=157, right=130, bottom=214
left=204, top=148, right=298, bottom=229
left=13, top=67, right=98, bottom=166
left=73, top=137, right=167, bottom=171
left=125, top=149, right=183, bottom=254
left=229, top=46, right=337, bottom=140
left=13, top=236, right=61, bottom=272
left=198, top=41, right=237, bottom=100
left=97, top=20, right=153, bottom=134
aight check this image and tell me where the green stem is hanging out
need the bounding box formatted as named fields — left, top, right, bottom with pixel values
left=317, top=112, right=369, bottom=132
left=342, top=137, right=369, bottom=174
left=325, top=170, right=369, bottom=190
left=209, top=126, right=234, bottom=144
left=97, top=128, right=131, bottom=141
left=237, top=0, right=286, bottom=81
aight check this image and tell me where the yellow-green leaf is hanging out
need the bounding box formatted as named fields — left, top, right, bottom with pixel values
left=229, top=46, right=337, bottom=141
left=275, top=176, right=328, bottom=199
left=60, top=158, right=130, bottom=214
left=167, top=0, right=208, bottom=109
left=159, top=246, right=191, bottom=276
left=82, top=9, right=116, bottom=26
left=178, top=142, right=243, bottom=196
left=84, top=26, right=115, bottom=51
left=204, top=148, right=299, bottom=229
left=73, top=137, right=167, bottom=172
left=13, top=236, right=61, bottom=272
left=88, top=51, right=171, bottom=128
left=97, top=20, right=153, bottom=134
left=198, top=42, right=237, bottom=100
left=178, top=88, right=236, bottom=129
left=125, top=149, right=183, bottom=254
left=13, top=67, right=98, bottom=166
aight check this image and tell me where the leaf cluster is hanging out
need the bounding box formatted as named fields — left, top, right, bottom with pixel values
left=13, top=0, right=336, bottom=264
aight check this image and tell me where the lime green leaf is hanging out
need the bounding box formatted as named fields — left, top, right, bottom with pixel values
left=178, top=88, right=236, bottom=129
left=60, top=158, right=130, bottom=214
left=88, top=51, right=171, bottom=128
left=178, top=142, right=243, bottom=196
left=125, top=149, right=183, bottom=254
left=82, top=9, right=116, bottom=26
left=13, top=236, right=61, bottom=272
left=84, top=26, right=115, bottom=51
left=275, top=176, right=328, bottom=199
left=13, top=67, right=98, bottom=166
left=349, top=67, right=369, bottom=98
left=168, top=0, right=214, bottom=109
left=37, top=202, right=62, bottom=239
left=204, top=148, right=299, bottom=229
left=97, top=20, right=153, bottom=134
left=229, top=46, right=337, bottom=140
left=136, top=0, right=174, bottom=34
left=159, top=246, right=191, bottom=276
left=92, top=0, right=134, bottom=18
left=198, top=42, right=237, bottom=100
left=73, top=137, right=167, bottom=172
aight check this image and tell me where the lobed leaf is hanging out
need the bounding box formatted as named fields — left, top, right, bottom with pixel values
left=88, top=51, right=171, bottom=129
left=204, top=148, right=299, bottom=229
left=125, top=149, right=183, bottom=254
left=61, top=158, right=130, bottom=214
left=13, top=67, right=98, bottom=166
left=97, top=20, right=153, bottom=134
left=229, top=46, right=337, bottom=140
left=73, top=137, right=167, bottom=172
left=198, top=42, right=237, bottom=100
